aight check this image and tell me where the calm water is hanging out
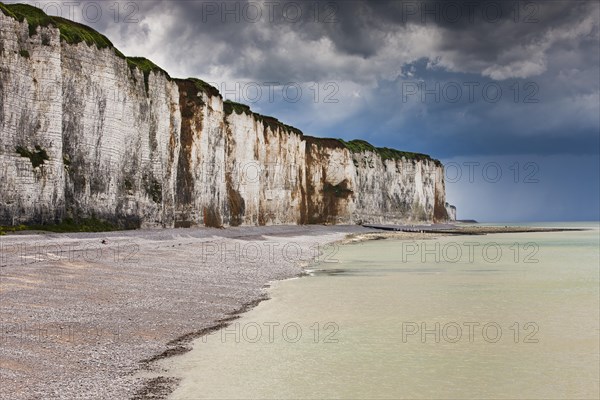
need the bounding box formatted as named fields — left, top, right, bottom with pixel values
left=165, top=223, right=600, bottom=399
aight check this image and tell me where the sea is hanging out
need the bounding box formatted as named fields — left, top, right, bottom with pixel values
left=163, top=222, right=600, bottom=399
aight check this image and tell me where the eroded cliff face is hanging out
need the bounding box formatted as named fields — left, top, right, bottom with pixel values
left=0, top=6, right=452, bottom=228
left=302, top=137, right=448, bottom=225
left=445, top=203, right=457, bottom=221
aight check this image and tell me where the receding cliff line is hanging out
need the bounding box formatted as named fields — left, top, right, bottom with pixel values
left=0, top=3, right=452, bottom=229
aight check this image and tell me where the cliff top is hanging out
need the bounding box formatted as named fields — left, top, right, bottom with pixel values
left=338, top=139, right=442, bottom=166
left=0, top=3, right=119, bottom=52
left=0, top=1, right=442, bottom=167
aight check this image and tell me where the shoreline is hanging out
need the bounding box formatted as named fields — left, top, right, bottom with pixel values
left=133, top=229, right=448, bottom=399
left=0, top=225, right=379, bottom=399
left=0, top=224, right=583, bottom=399
left=151, top=225, right=600, bottom=400
left=132, top=224, right=583, bottom=399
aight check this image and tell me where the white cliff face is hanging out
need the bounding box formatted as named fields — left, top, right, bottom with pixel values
left=0, top=16, right=64, bottom=224
left=60, top=42, right=182, bottom=228
left=302, top=139, right=448, bottom=225
left=0, top=10, right=182, bottom=228
left=224, top=111, right=306, bottom=226
left=446, top=203, right=457, bottom=221
left=0, top=8, right=452, bottom=228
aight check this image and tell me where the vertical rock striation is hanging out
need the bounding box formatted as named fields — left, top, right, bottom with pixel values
left=0, top=3, right=453, bottom=228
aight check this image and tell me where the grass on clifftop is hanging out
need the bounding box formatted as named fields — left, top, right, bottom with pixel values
left=337, top=139, right=440, bottom=165
left=0, top=2, right=15, bottom=18
left=126, top=57, right=170, bottom=93
left=188, top=78, right=221, bottom=98
left=53, top=16, right=115, bottom=49
left=223, top=100, right=252, bottom=115
left=0, top=3, right=118, bottom=51
left=0, top=0, right=177, bottom=97
left=1, top=3, right=48, bottom=36
left=223, top=100, right=304, bottom=135
left=222, top=100, right=433, bottom=162
left=254, top=113, right=304, bottom=136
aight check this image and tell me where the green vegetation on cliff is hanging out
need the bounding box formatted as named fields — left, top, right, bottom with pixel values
left=254, top=113, right=304, bottom=136
left=337, top=139, right=441, bottom=166
left=143, top=176, right=163, bottom=204
left=0, top=2, right=178, bottom=93
left=1, top=3, right=118, bottom=51
left=224, top=100, right=252, bottom=115
left=324, top=182, right=353, bottom=198
left=174, top=78, right=221, bottom=108
left=53, top=16, right=116, bottom=49
left=188, top=78, right=221, bottom=98
left=0, top=217, right=121, bottom=234
left=223, top=99, right=304, bottom=136
left=220, top=97, right=438, bottom=164
left=0, top=3, right=16, bottom=18
left=1, top=3, right=49, bottom=36
left=28, top=217, right=120, bottom=233
left=0, top=224, right=27, bottom=235
left=126, top=57, right=170, bottom=93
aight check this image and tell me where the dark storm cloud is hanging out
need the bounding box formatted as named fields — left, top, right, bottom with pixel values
left=23, top=1, right=597, bottom=81
left=184, top=1, right=595, bottom=82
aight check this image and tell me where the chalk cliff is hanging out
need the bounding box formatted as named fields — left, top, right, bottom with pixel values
left=445, top=203, right=457, bottom=222
left=0, top=3, right=454, bottom=228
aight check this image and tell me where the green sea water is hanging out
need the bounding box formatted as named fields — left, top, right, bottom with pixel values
left=165, top=223, right=600, bottom=399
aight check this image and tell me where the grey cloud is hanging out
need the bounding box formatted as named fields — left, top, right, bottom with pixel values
left=11, top=0, right=598, bottom=158
left=16, top=0, right=598, bottom=82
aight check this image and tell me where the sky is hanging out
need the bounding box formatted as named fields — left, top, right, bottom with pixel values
left=14, top=0, right=600, bottom=222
